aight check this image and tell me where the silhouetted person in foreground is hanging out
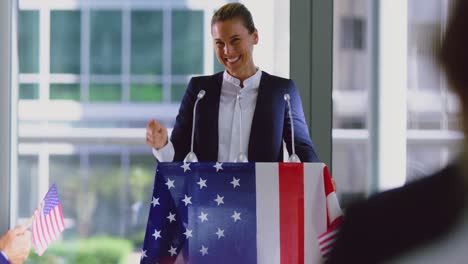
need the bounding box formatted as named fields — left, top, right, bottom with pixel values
left=328, top=1, right=468, bottom=263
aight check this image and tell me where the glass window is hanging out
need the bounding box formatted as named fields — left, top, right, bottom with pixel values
left=333, top=0, right=461, bottom=206
left=171, top=84, right=186, bottom=102
left=341, top=17, right=366, bottom=50
left=19, top=83, right=39, bottom=99
left=90, top=11, right=122, bottom=74
left=130, top=84, right=162, bottom=102
left=131, top=11, right=163, bottom=75
left=406, top=145, right=456, bottom=183
left=88, top=154, right=124, bottom=235
left=332, top=0, right=372, bottom=205
left=171, top=10, right=204, bottom=75
left=14, top=1, right=289, bottom=262
left=18, top=156, right=39, bottom=218
left=129, top=154, right=155, bottom=240
left=50, top=11, right=81, bottom=74
left=405, top=0, right=461, bottom=179
left=90, top=84, right=122, bottom=102
left=50, top=84, right=80, bottom=100
left=19, top=11, right=39, bottom=73
left=49, top=155, right=80, bottom=238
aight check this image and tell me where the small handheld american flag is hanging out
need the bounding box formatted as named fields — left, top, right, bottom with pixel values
left=30, top=184, right=66, bottom=256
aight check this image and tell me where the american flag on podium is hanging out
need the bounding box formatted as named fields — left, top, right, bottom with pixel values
left=31, top=184, right=66, bottom=256
left=141, top=162, right=342, bottom=264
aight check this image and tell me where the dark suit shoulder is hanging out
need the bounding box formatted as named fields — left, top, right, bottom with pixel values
left=0, top=252, right=8, bottom=264
left=261, top=71, right=292, bottom=84
left=259, top=71, right=295, bottom=97
left=328, top=163, right=467, bottom=263
left=189, top=72, right=223, bottom=83
left=183, top=73, right=223, bottom=100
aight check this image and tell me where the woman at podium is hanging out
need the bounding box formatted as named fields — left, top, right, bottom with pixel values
left=146, top=3, right=319, bottom=163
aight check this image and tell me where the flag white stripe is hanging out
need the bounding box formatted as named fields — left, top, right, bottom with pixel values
left=321, top=246, right=333, bottom=256
left=304, top=163, right=327, bottom=263
left=319, top=237, right=337, bottom=250
left=32, top=211, right=42, bottom=253
left=33, top=211, right=47, bottom=255
left=36, top=212, right=47, bottom=251
left=30, top=186, right=65, bottom=256
left=255, top=163, right=280, bottom=264
left=318, top=229, right=339, bottom=243
left=327, top=192, right=343, bottom=223
left=45, top=213, right=56, bottom=241
left=45, top=214, right=57, bottom=241
left=40, top=212, right=52, bottom=245
left=49, top=209, right=60, bottom=238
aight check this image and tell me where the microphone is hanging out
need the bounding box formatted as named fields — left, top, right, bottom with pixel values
left=284, top=94, right=300, bottom=163
left=234, top=93, right=248, bottom=162
left=184, top=89, right=206, bottom=162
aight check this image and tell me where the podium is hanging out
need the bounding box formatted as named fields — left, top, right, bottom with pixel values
left=140, top=162, right=342, bottom=264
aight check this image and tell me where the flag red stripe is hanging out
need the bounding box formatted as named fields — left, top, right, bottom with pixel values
left=49, top=209, right=62, bottom=239
left=323, top=166, right=334, bottom=195
left=318, top=228, right=339, bottom=241
left=321, top=247, right=333, bottom=258
left=32, top=205, right=66, bottom=256
left=279, top=163, right=304, bottom=264
left=329, top=216, right=343, bottom=229
left=31, top=185, right=65, bottom=256
left=37, top=212, right=48, bottom=249
left=319, top=238, right=337, bottom=251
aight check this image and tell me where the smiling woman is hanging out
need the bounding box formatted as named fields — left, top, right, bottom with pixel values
left=146, top=2, right=320, bottom=163
left=211, top=5, right=258, bottom=86
left=212, top=18, right=258, bottom=86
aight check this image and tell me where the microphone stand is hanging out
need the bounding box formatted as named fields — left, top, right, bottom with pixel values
left=184, top=90, right=206, bottom=162
left=284, top=94, right=300, bottom=162
left=235, top=93, right=248, bottom=162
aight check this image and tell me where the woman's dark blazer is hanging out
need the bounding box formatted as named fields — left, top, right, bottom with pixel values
left=170, top=71, right=319, bottom=162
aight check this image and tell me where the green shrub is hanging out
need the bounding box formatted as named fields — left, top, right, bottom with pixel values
left=27, top=236, right=132, bottom=264
left=128, top=229, right=146, bottom=249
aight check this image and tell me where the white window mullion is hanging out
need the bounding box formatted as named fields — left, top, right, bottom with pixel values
left=372, top=0, right=407, bottom=191
left=37, top=9, right=51, bottom=205
left=38, top=144, right=50, bottom=206
left=120, top=150, right=129, bottom=236
left=122, top=8, right=131, bottom=102
left=439, top=0, right=451, bottom=167
left=162, top=2, right=171, bottom=103
left=203, top=8, right=214, bottom=74
left=39, top=8, right=50, bottom=102
left=81, top=8, right=90, bottom=102
left=9, top=0, right=20, bottom=228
